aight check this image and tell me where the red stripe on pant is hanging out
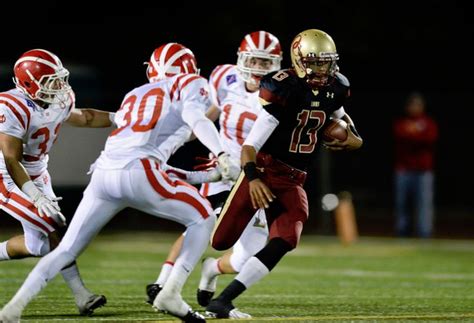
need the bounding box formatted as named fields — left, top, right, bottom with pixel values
left=141, top=159, right=209, bottom=219
left=0, top=174, right=54, bottom=233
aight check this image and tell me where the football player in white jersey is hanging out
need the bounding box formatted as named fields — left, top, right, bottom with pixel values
left=0, top=49, right=114, bottom=316
left=0, top=43, right=240, bottom=323
left=145, top=31, right=283, bottom=317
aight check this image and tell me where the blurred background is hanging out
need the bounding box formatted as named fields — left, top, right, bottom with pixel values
left=1, top=0, right=473, bottom=238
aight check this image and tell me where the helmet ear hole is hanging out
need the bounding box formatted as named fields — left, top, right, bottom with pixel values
left=24, top=81, right=31, bottom=88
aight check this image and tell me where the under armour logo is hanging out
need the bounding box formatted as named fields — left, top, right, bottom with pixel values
left=0, top=114, right=5, bottom=123
left=326, top=92, right=334, bottom=98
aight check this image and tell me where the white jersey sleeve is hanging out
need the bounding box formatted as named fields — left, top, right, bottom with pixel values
left=180, top=76, right=223, bottom=156
left=0, top=93, right=30, bottom=139
left=179, top=75, right=211, bottom=111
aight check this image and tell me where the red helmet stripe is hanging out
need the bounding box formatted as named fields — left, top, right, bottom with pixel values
left=265, top=35, right=279, bottom=53
left=244, top=34, right=257, bottom=50
left=258, top=31, right=266, bottom=50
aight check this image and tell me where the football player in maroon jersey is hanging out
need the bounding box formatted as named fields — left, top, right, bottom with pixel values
left=206, top=29, right=363, bottom=318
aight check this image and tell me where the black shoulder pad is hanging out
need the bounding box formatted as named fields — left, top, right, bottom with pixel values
left=259, top=69, right=296, bottom=105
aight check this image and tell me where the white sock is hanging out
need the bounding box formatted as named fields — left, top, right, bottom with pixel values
left=234, top=256, right=269, bottom=288
left=155, top=261, right=174, bottom=286
left=161, top=219, right=213, bottom=296
left=61, top=264, right=91, bottom=300
left=161, top=262, right=190, bottom=296
left=198, top=258, right=221, bottom=291
left=0, top=241, right=10, bottom=261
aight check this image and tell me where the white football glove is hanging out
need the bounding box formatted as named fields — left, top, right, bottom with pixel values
left=217, top=153, right=241, bottom=181
left=191, top=168, right=221, bottom=184
left=21, top=181, right=66, bottom=226
left=162, top=163, right=221, bottom=184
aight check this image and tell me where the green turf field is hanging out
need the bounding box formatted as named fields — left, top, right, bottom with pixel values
left=1, top=232, right=473, bottom=322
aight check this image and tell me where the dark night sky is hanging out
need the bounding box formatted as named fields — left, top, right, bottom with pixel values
left=1, top=0, right=473, bottom=212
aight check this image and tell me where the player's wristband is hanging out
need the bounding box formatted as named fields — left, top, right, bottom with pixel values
left=243, top=162, right=259, bottom=181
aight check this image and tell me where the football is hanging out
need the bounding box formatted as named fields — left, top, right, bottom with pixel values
left=322, top=119, right=348, bottom=142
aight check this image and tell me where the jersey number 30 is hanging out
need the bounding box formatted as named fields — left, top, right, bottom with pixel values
left=110, top=88, right=164, bottom=137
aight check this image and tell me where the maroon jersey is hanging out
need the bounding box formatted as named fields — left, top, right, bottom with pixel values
left=393, top=114, right=438, bottom=171
left=258, top=69, right=350, bottom=170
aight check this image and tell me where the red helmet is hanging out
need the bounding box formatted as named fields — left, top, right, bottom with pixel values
left=146, top=43, right=199, bottom=82
left=236, top=31, right=283, bottom=84
left=13, top=49, right=71, bottom=104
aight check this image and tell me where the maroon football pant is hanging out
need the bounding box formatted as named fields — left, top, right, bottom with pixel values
left=211, top=153, right=308, bottom=251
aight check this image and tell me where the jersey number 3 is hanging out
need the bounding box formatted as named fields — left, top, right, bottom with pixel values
left=289, top=110, right=325, bottom=153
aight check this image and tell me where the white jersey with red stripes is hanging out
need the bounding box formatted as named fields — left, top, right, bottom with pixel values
left=202, top=64, right=261, bottom=196
left=0, top=88, right=74, bottom=177
left=95, top=73, right=210, bottom=169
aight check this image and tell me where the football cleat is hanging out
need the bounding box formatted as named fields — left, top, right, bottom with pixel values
left=77, top=294, right=107, bottom=316
left=181, top=309, right=207, bottom=323
left=205, top=298, right=251, bottom=319
left=153, top=291, right=205, bottom=322
left=146, top=283, right=162, bottom=305
left=196, top=289, right=214, bottom=307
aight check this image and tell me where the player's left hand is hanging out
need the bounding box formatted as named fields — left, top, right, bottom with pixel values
left=248, top=178, right=275, bottom=209
left=324, top=125, right=362, bottom=151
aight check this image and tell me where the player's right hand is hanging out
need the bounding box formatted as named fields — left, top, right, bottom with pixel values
left=248, top=178, right=275, bottom=209
left=33, top=195, right=66, bottom=227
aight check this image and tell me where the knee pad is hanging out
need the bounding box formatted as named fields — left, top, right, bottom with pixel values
left=24, top=234, right=50, bottom=257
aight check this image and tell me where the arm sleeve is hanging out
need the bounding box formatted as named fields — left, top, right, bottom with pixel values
left=243, top=109, right=279, bottom=152
left=180, top=77, right=223, bottom=156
